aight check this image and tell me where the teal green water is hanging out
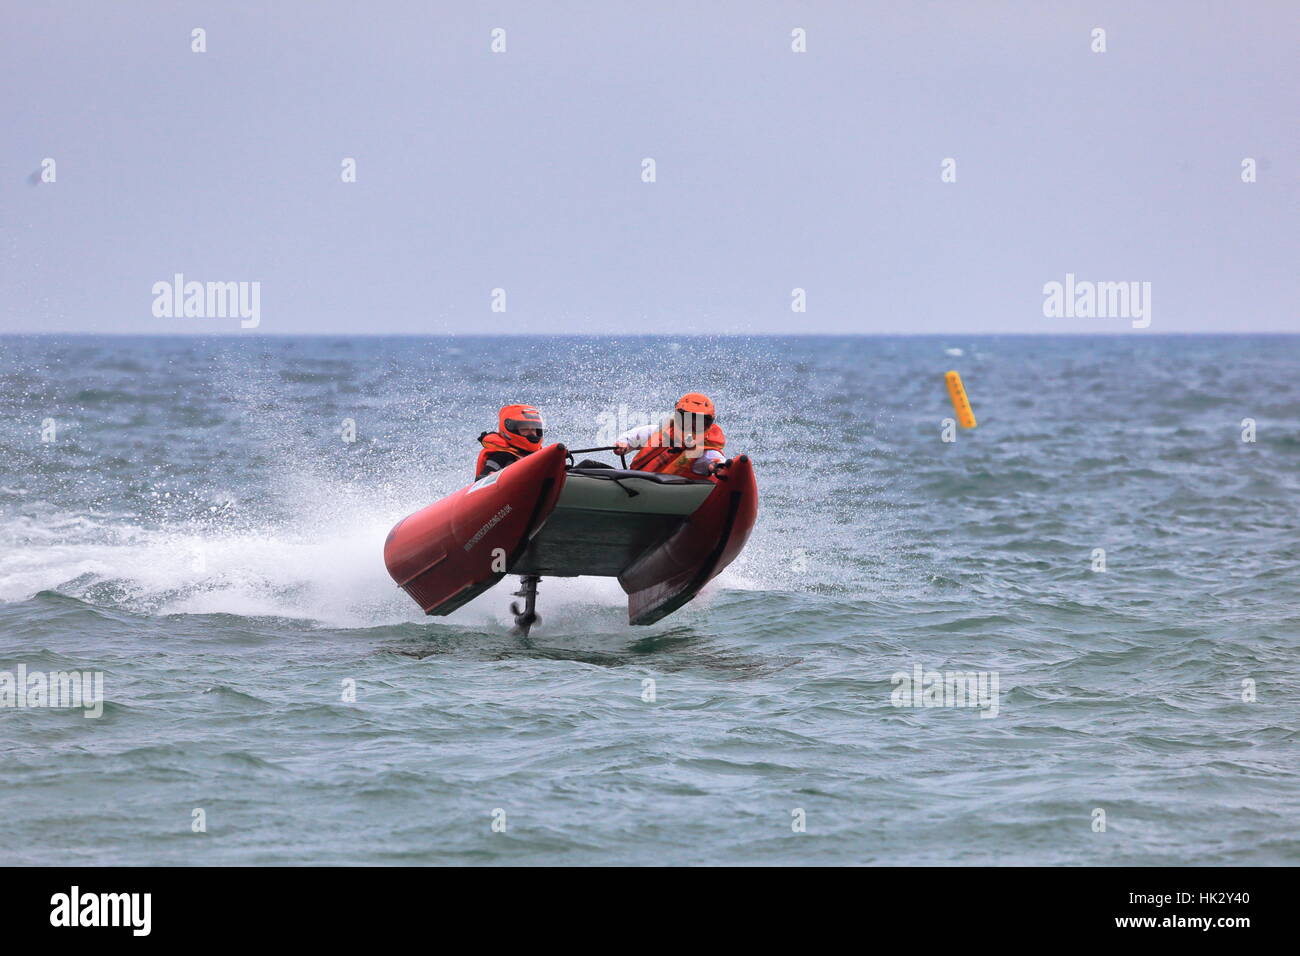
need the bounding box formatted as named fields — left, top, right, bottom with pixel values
left=1, top=335, right=1297, bottom=864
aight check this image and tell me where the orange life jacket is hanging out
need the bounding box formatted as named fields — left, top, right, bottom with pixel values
left=629, top=422, right=726, bottom=476
left=475, top=431, right=527, bottom=478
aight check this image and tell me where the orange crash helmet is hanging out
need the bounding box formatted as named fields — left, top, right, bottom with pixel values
left=673, top=392, right=715, bottom=433
left=498, top=404, right=545, bottom=453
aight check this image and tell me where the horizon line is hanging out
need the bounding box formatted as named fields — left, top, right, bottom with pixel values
left=2, top=330, right=1297, bottom=339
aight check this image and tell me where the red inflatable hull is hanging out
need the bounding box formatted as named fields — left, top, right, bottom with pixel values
left=383, top=446, right=758, bottom=625
left=383, top=444, right=568, bottom=616
left=620, top=455, right=758, bottom=624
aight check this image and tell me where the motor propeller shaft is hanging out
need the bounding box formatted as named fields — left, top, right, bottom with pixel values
left=510, top=574, right=542, bottom=637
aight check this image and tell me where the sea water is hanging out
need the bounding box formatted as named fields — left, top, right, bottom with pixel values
left=1, top=334, right=1296, bottom=865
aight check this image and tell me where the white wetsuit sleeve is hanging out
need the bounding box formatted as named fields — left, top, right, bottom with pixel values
left=615, top=424, right=658, bottom=448
left=691, top=449, right=726, bottom=475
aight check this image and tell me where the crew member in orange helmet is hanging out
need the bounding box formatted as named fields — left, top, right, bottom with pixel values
left=475, top=404, right=545, bottom=479
left=612, top=393, right=727, bottom=477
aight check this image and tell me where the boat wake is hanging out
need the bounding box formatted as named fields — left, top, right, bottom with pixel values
left=0, top=502, right=763, bottom=632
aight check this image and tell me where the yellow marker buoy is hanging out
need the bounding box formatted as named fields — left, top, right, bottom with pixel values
left=945, top=370, right=977, bottom=428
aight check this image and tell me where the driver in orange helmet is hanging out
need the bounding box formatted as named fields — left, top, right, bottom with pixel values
left=476, top=404, right=545, bottom=479
left=613, top=393, right=727, bottom=477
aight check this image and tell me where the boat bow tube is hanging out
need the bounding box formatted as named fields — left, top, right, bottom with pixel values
left=383, top=444, right=758, bottom=632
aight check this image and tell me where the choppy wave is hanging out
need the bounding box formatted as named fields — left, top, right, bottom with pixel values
left=1, top=334, right=1298, bottom=865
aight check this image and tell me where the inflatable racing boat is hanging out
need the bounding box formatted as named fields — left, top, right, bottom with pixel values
left=383, top=444, right=758, bottom=634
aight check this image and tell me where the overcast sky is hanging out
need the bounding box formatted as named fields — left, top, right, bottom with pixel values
left=2, top=1, right=1296, bottom=334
